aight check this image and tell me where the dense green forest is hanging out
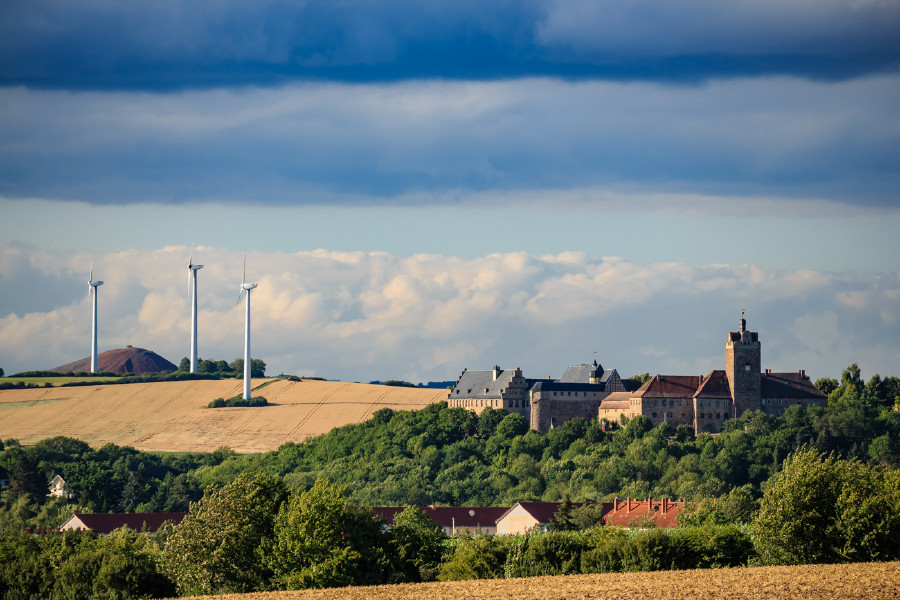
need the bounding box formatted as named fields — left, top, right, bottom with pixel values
left=0, top=364, right=898, bottom=598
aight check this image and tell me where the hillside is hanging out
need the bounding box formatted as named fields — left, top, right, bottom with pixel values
left=50, top=347, right=177, bottom=375
left=172, top=561, right=898, bottom=600
left=0, top=379, right=447, bottom=452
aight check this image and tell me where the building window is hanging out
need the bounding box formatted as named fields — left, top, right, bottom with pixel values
left=667, top=412, right=673, bottom=418
left=662, top=399, right=667, bottom=406
left=652, top=412, right=657, bottom=418
left=716, top=413, right=721, bottom=419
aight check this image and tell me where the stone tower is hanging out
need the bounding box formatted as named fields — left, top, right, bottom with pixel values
left=725, top=313, right=761, bottom=418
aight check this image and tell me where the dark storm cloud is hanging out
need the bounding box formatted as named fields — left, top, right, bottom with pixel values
left=1, top=75, right=899, bottom=208
left=1, top=1, right=898, bottom=90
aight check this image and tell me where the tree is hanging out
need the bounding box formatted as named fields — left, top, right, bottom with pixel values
left=495, top=413, right=529, bottom=439
left=389, top=506, right=446, bottom=582
left=815, top=377, right=839, bottom=396
left=630, top=373, right=652, bottom=386
left=161, top=471, right=286, bottom=595
left=229, top=358, right=266, bottom=378
left=548, top=495, right=577, bottom=531
left=178, top=357, right=190, bottom=372
left=753, top=447, right=900, bottom=565
left=0, top=366, right=4, bottom=377
left=261, top=479, right=391, bottom=590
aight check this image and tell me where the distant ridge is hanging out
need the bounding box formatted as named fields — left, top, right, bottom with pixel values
left=50, top=347, right=177, bottom=375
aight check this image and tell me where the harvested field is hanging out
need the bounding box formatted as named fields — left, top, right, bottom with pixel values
left=1, top=376, right=121, bottom=386
left=176, top=562, right=899, bottom=600
left=0, top=379, right=446, bottom=453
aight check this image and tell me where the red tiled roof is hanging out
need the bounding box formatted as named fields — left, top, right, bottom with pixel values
left=636, top=375, right=702, bottom=399
left=63, top=512, right=186, bottom=534
left=603, top=498, right=684, bottom=528
left=694, top=370, right=732, bottom=398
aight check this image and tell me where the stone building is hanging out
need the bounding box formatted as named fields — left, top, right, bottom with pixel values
left=447, top=365, right=533, bottom=419
left=448, top=360, right=632, bottom=432
left=597, top=315, right=826, bottom=434
left=449, top=316, right=825, bottom=436
left=528, top=361, right=629, bottom=432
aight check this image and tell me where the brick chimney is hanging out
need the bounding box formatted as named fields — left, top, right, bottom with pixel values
left=493, top=365, right=501, bottom=380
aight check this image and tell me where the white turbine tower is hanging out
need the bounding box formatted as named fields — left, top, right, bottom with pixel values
left=188, top=249, right=204, bottom=373
left=236, top=254, right=258, bottom=400
left=88, top=262, right=104, bottom=374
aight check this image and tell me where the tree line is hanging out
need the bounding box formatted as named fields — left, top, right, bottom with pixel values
left=2, top=446, right=898, bottom=598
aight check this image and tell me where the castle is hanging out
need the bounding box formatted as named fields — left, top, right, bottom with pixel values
left=448, top=316, right=826, bottom=434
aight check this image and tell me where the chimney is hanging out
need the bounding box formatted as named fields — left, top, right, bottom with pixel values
left=765, top=368, right=771, bottom=375
left=493, top=365, right=500, bottom=380
left=614, top=497, right=619, bottom=511
left=799, top=369, right=806, bottom=378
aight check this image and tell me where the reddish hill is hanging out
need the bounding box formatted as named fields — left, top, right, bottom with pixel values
left=50, top=347, right=177, bottom=375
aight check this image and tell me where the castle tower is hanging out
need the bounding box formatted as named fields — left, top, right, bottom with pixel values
left=725, top=313, right=761, bottom=418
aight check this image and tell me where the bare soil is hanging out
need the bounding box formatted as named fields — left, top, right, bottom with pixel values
left=174, top=562, right=899, bottom=600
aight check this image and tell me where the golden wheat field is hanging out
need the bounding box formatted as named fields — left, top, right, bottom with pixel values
left=175, top=562, right=900, bottom=600
left=0, top=379, right=446, bottom=452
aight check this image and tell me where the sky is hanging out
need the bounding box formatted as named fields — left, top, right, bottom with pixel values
left=1, top=1, right=899, bottom=384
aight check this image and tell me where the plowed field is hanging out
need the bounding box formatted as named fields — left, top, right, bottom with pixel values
left=175, top=562, right=899, bottom=600
left=0, top=379, right=446, bottom=452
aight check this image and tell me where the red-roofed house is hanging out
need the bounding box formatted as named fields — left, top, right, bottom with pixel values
left=603, top=498, right=684, bottom=528
left=59, top=512, right=186, bottom=534
left=371, top=506, right=509, bottom=535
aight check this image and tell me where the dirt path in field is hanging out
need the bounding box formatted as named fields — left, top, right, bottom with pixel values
left=174, top=561, right=899, bottom=600
left=0, top=380, right=446, bottom=452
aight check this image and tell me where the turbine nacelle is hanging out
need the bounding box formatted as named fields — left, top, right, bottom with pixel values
left=189, top=264, right=204, bottom=271
left=241, top=282, right=258, bottom=291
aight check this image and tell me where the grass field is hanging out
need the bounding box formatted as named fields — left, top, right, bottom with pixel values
left=1, top=376, right=122, bottom=386
left=173, top=561, right=899, bottom=600
left=0, top=379, right=447, bottom=452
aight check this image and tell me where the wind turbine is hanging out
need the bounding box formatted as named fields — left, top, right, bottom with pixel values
left=88, top=261, right=104, bottom=374
left=188, top=248, right=204, bottom=373
left=236, top=253, right=258, bottom=400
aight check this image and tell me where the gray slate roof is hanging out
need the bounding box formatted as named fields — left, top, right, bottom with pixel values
left=557, top=361, right=603, bottom=383
left=761, top=372, right=827, bottom=400
left=450, top=368, right=516, bottom=399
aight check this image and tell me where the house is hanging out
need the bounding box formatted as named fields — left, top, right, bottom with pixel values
left=495, top=501, right=610, bottom=535
left=371, top=506, right=509, bottom=535
left=58, top=512, right=186, bottom=534
left=48, top=474, right=71, bottom=498
left=602, top=497, right=685, bottom=528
